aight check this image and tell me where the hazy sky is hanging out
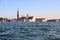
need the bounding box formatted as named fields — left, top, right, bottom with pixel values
left=0, top=0, right=60, bottom=19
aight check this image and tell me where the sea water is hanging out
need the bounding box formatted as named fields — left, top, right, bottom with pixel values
left=0, top=22, right=60, bottom=40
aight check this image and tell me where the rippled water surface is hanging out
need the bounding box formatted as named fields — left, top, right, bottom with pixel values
left=0, top=22, right=60, bottom=40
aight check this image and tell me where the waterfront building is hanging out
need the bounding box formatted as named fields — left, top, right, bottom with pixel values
left=35, top=18, right=45, bottom=22
left=17, top=14, right=35, bottom=22
left=0, top=18, right=8, bottom=22
left=47, top=19, right=60, bottom=22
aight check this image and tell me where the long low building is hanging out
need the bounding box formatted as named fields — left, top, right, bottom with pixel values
left=47, top=19, right=60, bottom=22
left=35, top=18, right=45, bottom=22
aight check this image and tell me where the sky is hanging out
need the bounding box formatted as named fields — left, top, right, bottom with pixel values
left=0, top=0, right=60, bottom=19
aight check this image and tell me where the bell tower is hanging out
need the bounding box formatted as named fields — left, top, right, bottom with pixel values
left=17, top=9, right=20, bottom=20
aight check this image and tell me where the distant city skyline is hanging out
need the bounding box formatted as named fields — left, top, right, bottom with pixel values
left=0, top=0, right=60, bottom=19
